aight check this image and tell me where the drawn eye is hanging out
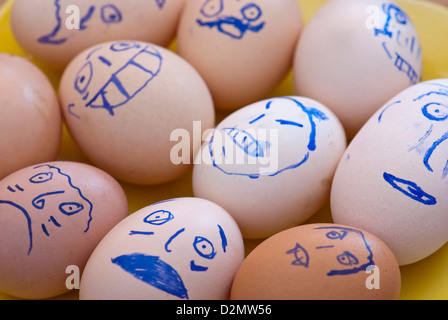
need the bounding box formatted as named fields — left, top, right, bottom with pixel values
left=110, top=41, right=139, bottom=52
left=200, top=0, right=223, bottom=17
left=326, top=230, right=348, bottom=240
left=101, top=4, right=122, bottom=24
left=422, top=102, right=448, bottom=121
left=193, top=236, right=216, bottom=259
left=29, top=172, right=53, bottom=184
left=59, top=202, right=84, bottom=216
left=143, top=210, right=174, bottom=226
left=336, top=251, right=359, bottom=266
left=241, top=3, right=262, bottom=21
left=74, top=61, right=93, bottom=94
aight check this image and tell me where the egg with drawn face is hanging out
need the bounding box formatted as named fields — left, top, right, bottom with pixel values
left=0, top=161, right=128, bottom=299
left=177, top=0, right=303, bottom=111
left=79, top=197, right=245, bottom=300
left=193, top=96, right=346, bottom=239
left=331, top=79, right=448, bottom=266
left=230, top=223, right=401, bottom=300
left=293, top=0, right=423, bottom=139
left=10, top=0, right=185, bottom=69
left=59, top=40, right=215, bottom=185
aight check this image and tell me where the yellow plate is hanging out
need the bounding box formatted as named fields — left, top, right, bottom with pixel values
left=0, top=0, right=447, bottom=300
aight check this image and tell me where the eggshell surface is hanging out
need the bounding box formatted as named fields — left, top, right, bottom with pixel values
left=59, top=40, right=215, bottom=185
left=176, top=0, right=303, bottom=111
left=0, top=54, right=62, bottom=180
left=331, top=79, right=448, bottom=266
left=10, top=0, right=185, bottom=69
left=193, top=96, right=346, bottom=239
left=79, top=197, right=245, bottom=300
left=230, top=223, right=401, bottom=300
left=0, top=161, right=129, bottom=299
left=293, top=0, right=422, bottom=138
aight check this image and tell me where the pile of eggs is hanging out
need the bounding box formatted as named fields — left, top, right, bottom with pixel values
left=0, top=0, right=446, bottom=300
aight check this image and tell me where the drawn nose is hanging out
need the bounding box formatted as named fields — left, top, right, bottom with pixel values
left=223, top=127, right=271, bottom=158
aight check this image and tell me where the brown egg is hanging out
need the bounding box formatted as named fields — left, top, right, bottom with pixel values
left=0, top=54, right=62, bottom=180
left=230, top=223, right=401, bottom=300
left=59, top=40, right=215, bottom=185
left=10, top=0, right=185, bottom=69
left=176, top=0, right=302, bottom=111
left=0, top=161, right=129, bottom=299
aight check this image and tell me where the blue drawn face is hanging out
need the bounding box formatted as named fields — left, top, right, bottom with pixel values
left=67, top=41, right=163, bottom=118
left=38, top=0, right=166, bottom=45
left=196, top=0, right=265, bottom=39
left=208, top=97, right=328, bottom=179
left=285, top=226, right=374, bottom=276
left=111, top=202, right=229, bottom=300
left=373, top=3, right=421, bottom=84
left=378, top=82, right=448, bottom=206
left=0, top=164, right=93, bottom=255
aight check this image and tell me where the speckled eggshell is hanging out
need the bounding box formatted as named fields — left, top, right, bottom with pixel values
left=0, top=54, right=61, bottom=180
left=230, top=223, right=401, bottom=300
left=331, top=79, right=448, bottom=266
left=193, top=96, right=347, bottom=239
left=293, top=0, right=422, bottom=138
left=0, top=161, right=129, bottom=299
left=176, top=0, right=302, bottom=111
left=10, top=0, right=185, bottom=69
left=79, top=197, right=245, bottom=300
left=59, top=40, right=215, bottom=185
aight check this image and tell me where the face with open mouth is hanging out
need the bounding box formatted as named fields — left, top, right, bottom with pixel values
left=110, top=199, right=232, bottom=300
left=67, top=40, right=163, bottom=117
left=378, top=81, right=448, bottom=205
left=285, top=226, right=374, bottom=277
left=196, top=0, right=265, bottom=39
left=208, top=96, right=329, bottom=178
left=0, top=164, right=93, bottom=255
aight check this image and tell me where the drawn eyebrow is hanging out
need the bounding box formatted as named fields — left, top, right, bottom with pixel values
left=129, top=230, right=154, bottom=236
left=249, top=114, right=265, bottom=124
left=316, top=245, right=334, bottom=249
left=98, top=56, right=112, bottom=66
left=276, top=119, right=303, bottom=127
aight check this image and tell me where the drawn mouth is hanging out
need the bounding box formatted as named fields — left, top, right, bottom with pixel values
left=222, top=127, right=271, bottom=158
left=86, top=45, right=163, bottom=115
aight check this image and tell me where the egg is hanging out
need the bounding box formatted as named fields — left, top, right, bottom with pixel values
left=230, top=223, right=401, bottom=300
left=331, top=79, right=448, bottom=266
left=176, top=0, right=303, bottom=111
left=59, top=40, right=215, bottom=185
left=10, top=0, right=185, bottom=69
left=193, top=96, right=346, bottom=239
left=0, top=161, right=128, bottom=299
left=0, top=54, right=62, bottom=180
left=79, top=197, right=244, bottom=300
left=293, top=0, right=423, bottom=139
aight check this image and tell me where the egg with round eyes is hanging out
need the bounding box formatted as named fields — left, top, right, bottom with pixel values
left=59, top=40, right=215, bottom=185
left=0, top=54, right=62, bottom=181
left=176, top=0, right=303, bottom=111
left=79, top=197, right=245, bottom=300
left=0, top=161, right=129, bottom=299
left=331, top=79, right=448, bottom=266
left=230, top=223, right=401, bottom=300
left=193, top=96, right=346, bottom=239
left=10, top=0, right=185, bottom=69
left=293, top=0, right=423, bottom=139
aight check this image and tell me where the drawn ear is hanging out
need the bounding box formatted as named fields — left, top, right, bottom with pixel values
left=67, top=103, right=81, bottom=119
left=308, top=107, right=329, bottom=121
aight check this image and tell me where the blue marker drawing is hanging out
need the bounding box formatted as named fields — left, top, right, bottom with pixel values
left=286, top=243, right=309, bottom=268
left=0, top=164, right=93, bottom=255
left=38, top=0, right=123, bottom=45
left=373, top=3, right=420, bottom=84
left=111, top=253, right=189, bottom=300
left=196, top=1, right=265, bottom=39
left=209, top=96, right=328, bottom=179
left=69, top=41, right=163, bottom=117
left=155, top=0, right=167, bottom=9
left=383, top=172, right=437, bottom=205
left=117, top=209, right=230, bottom=299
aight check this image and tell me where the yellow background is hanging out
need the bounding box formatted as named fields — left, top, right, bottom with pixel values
left=0, top=0, right=447, bottom=300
